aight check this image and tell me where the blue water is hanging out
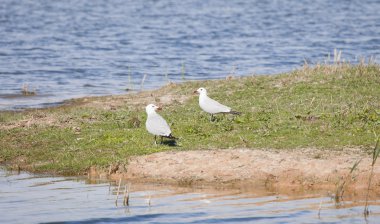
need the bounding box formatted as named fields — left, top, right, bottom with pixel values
left=1, top=169, right=380, bottom=224
left=0, top=0, right=379, bottom=110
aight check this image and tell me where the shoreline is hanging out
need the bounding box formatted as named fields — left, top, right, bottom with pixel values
left=0, top=87, right=151, bottom=112
left=1, top=63, right=379, bottom=193
left=0, top=80, right=188, bottom=112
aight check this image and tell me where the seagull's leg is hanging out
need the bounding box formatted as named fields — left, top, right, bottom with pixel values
left=154, top=136, right=157, bottom=145
left=210, top=114, right=214, bottom=122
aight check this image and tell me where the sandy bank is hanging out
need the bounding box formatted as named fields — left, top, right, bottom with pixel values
left=97, top=148, right=380, bottom=191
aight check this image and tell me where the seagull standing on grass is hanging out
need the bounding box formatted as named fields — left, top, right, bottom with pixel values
left=145, top=104, right=177, bottom=145
left=194, top=87, right=241, bottom=121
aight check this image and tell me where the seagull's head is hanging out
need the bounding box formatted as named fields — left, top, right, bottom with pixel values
left=194, top=87, right=207, bottom=95
left=146, top=104, right=162, bottom=114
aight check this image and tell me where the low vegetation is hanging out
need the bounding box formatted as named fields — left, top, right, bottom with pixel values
left=0, top=63, right=379, bottom=175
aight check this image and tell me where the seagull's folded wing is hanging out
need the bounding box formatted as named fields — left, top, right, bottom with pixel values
left=147, top=115, right=171, bottom=136
left=206, top=97, right=231, bottom=113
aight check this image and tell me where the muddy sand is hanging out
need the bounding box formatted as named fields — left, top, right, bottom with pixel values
left=90, top=147, right=380, bottom=192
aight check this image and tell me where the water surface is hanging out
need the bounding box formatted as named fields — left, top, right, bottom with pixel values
left=0, top=0, right=380, bottom=110
left=1, top=169, right=380, bottom=223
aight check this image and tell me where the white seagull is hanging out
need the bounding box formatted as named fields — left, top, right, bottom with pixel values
left=194, top=87, right=241, bottom=121
left=145, top=104, right=177, bottom=144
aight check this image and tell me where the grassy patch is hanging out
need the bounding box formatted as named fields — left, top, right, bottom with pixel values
left=1, top=63, right=379, bottom=175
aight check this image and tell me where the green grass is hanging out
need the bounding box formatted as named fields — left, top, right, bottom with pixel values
left=1, top=63, right=379, bottom=175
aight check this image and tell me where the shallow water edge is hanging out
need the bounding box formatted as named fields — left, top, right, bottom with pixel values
left=1, top=168, right=380, bottom=224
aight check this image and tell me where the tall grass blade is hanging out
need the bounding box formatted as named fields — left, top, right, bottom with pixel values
left=364, top=137, right=380, bottom=217
left=140, top=74, right=147, bottom=91
left=165, top=66, right=169, bottom=83
left=350, top=158, right=362, bottom=173
left=372, top=138, right=380, bottom=166
left=333, top=48, right=342, bottom=64
left=181, top=62, right=185, bottom=80
left=335, top=158, right=362, bottom=201
left=128, top=66, right=133, bottom=90
left=115, top=177, right=122, bottom=207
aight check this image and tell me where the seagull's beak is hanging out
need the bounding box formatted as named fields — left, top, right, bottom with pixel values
left=193, top=90, right=198, bottom=94
left=156, top=106, right=162, bottom=111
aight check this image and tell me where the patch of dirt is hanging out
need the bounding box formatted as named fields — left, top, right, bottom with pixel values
left=0, top=113, right=58, bottom=130
left=109, top=148, right=380, bottom=191
left=74, top=82, right=190, bottom=111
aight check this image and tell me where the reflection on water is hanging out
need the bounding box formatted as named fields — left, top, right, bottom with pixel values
left=1, top=0, right=380, bottom=110
left=1, top=169, right=379, bottom=223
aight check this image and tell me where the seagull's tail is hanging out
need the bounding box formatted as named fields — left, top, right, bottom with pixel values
left=229, top=110, right=241, bottom=115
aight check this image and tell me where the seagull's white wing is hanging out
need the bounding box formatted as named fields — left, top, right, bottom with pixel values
left=146, top=114, right=171, bottom=136
left=200, top=95, right=231, bottom=114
